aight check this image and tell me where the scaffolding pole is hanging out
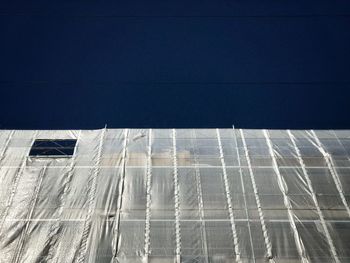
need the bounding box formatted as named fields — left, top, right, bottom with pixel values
left=240, top=129, right=274, bottom=262
left=216, top=129, right=242, bottom=263
left=192, top=129, right=209, bottom=263
left=263, top=130, right=309, bottom=263
left=288, top=130, right=339, bottom=263
left=144, top=129, right=152, bottom=262
left=77, top=128, right=106, bottom=263
left=12, top=165, right=48, bottom=263
left=45, top=130, right=81, bottom=261
left=172, top=129, right=182, bottom=263
left=310, top=130, right=350, bottom=218
left=112, top=129, right=129, bottom=260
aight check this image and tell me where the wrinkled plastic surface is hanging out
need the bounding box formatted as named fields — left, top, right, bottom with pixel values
left=0, top=129, right=349, bottom=263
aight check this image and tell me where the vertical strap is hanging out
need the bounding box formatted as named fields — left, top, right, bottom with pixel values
left=172, top=129, right=181, bottom=263
left=45, top=130, right=81, bottom=260
left=58, top=130, right=82, bottom=216
left=12, top=165, right=48, bottom=263
left=263, top=130, right=309, bottom=263
left=191, top=129, right=209, bottom=263
left=112, top=128, right=129, bottom=259
left=288, top=130, right=339, bottom=263
left=216, top=129, right=242, bottom=263
left=0, top=131, right=38, bottom=234
left=310, top=130, right=350, bottom=218
left=240, top=129, right=274, bottom=262
left=0, top=130, right=15, bottom=239
left=232, top=127, right=255, bottom=263
left=144, top=129, right=152, bottom=262
left=77, top=128, right=106, bottom=263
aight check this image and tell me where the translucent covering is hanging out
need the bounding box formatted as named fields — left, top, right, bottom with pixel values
left=0, top=129, right=349, bottom=263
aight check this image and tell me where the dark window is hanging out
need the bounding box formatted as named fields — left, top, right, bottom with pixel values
left=29, top=139, right=77, bottom=157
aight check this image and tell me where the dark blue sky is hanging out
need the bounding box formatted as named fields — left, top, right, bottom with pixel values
left=0, top=1, right=349, bottom=129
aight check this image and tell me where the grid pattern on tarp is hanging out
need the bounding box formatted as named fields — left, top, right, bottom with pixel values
left=0, top=129, right=349, bottom=263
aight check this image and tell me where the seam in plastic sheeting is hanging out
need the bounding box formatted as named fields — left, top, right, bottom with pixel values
left=263, top=130, right=309, bottom=263
left=44, top=130, right=81, bottom=261
left=310, top=130, right=350, bottom=218
left=240, top=129, right=274, bottom=262
left=287, top=130, right=340, bottom=263
left=12, top=165, right=48, bottom=263
left=76, top=128, right=106, bottom=263
left=192, top=129, right=209, bottom=263
left=216, top=129, right=242, bottom=263
left=144, top=129, right=152, bottom=261
left=112, top=129, right=129, bottom=260
left=233, top=127, right=256, bottom=263
left=172, top=129, right=182, bottom=263
left=0, top=131, right=38, bottom=237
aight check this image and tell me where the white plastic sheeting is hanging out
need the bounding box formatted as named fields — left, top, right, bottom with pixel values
left=0, top=128, right=349, bottom=263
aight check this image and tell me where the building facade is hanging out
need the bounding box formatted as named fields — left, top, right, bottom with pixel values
left=0, top=129, right=349, bottom=263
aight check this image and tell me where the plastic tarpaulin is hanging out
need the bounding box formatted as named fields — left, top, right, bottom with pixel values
left=0, top=128, right=349, bottom=263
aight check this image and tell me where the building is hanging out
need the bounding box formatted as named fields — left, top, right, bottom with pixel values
left=0, top=129, right=349, bottom=263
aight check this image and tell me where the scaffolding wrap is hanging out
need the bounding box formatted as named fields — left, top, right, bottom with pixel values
left=113, top=129, right=129, bottom=260
left=144, top=129, right=152, bottom=262
left=310, top=130, right=350, bottom=218
left=216, top=129, right=242, bottom=263
left=287, top=130, right=340, bottom=263
left=191, top=129, right=209, bottom=263
left=45, top=130, right=82, bottom=262
left=239, top=129, right=273, bottom=262
left=0, top=128, right=349, bottom=263
left=263, top=130, right=309, bottom=263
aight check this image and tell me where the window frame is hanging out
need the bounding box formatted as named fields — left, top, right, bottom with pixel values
left=29, top=139, right=77, bottom=158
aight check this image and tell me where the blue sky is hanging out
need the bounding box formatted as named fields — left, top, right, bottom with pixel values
left=0, top=1, right=349, bottom=128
